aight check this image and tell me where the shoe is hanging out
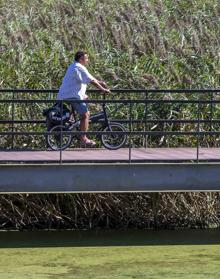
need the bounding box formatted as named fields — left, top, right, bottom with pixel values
left=80, top=139, right=96, bottom=147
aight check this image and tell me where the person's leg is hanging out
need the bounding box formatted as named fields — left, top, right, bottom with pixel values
left=80, top=111, right=90, bottom=141
left=70, top=100, right=95, bottom=145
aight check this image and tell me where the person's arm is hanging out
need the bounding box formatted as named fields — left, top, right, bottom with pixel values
left=79, top=67, right=110, bottom=93
left=96, top=80, right=107, bottom=88
left=91, top=79, right=111, bottom=93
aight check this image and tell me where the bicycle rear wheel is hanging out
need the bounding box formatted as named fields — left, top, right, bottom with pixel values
left=47, top=125, right=72, bottom=151
left=101, top=122, right=127, bottom=150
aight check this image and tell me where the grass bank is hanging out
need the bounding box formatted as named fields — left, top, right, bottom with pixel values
left=0, top=230, right=220, bottom=279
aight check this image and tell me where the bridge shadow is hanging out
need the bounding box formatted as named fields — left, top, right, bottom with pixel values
left=0, top=229, right=219, bottom=248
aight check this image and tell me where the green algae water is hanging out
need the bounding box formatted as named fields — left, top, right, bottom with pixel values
left=0, top=230, right=219, bottom=279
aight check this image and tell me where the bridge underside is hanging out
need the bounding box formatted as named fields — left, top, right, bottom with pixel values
left=0, top=163, right=220, bottom=193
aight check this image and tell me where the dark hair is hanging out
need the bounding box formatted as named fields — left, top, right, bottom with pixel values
left=74, top=51, right=87, bottom=62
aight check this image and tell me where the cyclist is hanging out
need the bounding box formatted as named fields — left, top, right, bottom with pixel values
left=57, top=51, right=110, bottom=146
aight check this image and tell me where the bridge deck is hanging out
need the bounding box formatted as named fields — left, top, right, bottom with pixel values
left=0, top=148, right=220, bottom=163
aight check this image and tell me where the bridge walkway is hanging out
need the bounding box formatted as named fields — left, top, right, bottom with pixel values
left=0, top=148, right=220, bottom=163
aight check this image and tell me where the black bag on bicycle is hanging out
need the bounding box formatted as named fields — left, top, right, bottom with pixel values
left=43, top=103, right=71, bottom=130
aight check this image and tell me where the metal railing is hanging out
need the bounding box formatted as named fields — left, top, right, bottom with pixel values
left=0, top=88, right=220, bottom=163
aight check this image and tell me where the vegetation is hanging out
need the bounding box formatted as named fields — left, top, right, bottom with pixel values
left=0, top=193, right=220, bottom=230
left=0, top=0, right=220, bottom=229
left=1, top=0, right=220, bottom=89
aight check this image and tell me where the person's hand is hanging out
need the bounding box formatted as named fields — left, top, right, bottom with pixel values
left=99, top=81, right=107, bottom=88
left=103, top=88, right=111, bottom=94
left=101, top=81, right=107, bottom=88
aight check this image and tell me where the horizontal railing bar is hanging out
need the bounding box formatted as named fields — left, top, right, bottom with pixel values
left=0, top=119, right=219, bottom=125
left=0, top=120, right=45, bottom=124
left=111, top=119, right=220, bottom=124
left=0, top=99, right=220, bottom=104
left=1, top=89, right=220, bottom=93
left=1, top=131, right=220, bottom=136
left=0, top=89, right=58, bottom=93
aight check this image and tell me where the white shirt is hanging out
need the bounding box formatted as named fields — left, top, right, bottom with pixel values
left=57, top=62, right=95, bottom=100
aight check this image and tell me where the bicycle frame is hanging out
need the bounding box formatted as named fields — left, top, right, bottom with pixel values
left=90, top=103, right=109, bottom=125
left=68, top=103, right=110, bottom=130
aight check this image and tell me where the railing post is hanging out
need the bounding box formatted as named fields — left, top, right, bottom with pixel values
left=210, top=92, right=214, bottom=131
left=129, top=101, right=132, bottom=163
left=196, top=98, right=200, bottom=163
left=11, top=91, right=15, bottom=149
left=210, top=91, right=213, bottom=134
left=60, top=100, right=63, bottom=165
left=144, top=90, right=148, bottom=148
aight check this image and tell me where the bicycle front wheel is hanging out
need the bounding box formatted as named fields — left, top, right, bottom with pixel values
left=101, top=122, right=127, bottom=150
left=47, top=125, right=72, bottom=151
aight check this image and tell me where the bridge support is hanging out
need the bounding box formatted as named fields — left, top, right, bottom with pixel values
left=0, top=163, right=220, bottom=193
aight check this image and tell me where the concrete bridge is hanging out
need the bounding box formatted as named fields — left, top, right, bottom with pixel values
left=0, top=88, right=220, bottom=193
left=0, top=148, right=220, bottom=193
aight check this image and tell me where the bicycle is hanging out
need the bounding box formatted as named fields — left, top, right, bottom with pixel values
left=46, top=102, right=127, bottom=150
